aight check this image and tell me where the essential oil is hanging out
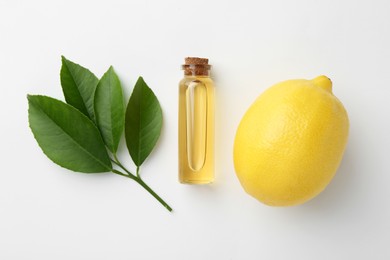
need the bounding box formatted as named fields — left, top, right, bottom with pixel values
left=178, top=57, right=215, bottom=184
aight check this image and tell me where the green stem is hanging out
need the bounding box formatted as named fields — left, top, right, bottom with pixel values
left=111, top=159, right=122, bottom=169
left=136, top=166, right=140, bottom=178
left=112, top=169, right=135, bottom=180
left=112, top=154, right=134, bottom=177
left=111, top=168, right=172, bottom=212
left=134, top=176, right=173, bottom=212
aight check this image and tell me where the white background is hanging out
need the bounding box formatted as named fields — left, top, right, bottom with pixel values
left=1, top=0, right=389, bottom=259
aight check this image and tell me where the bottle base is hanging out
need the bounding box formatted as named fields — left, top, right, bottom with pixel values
left=179, top=179, right=214, bottom=185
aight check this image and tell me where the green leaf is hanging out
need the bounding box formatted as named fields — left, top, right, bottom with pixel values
left=94, top=66, right=125, bottom=153
left=60, top=56, right=99, bottom=121
left=28, top=95, right=112, bottom=173
left=125, top=77, right=162, bottom=166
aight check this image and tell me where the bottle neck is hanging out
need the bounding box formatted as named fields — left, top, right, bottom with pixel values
left=182, top=64, right=211, bottom=77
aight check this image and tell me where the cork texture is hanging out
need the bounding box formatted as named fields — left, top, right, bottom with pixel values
left=185, top=57, right=209, bottom=65
left=183, top=57, right=211, bottom=76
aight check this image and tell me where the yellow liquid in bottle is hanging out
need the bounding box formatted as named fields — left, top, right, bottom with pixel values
left=179, top=76, right=214, bottom=184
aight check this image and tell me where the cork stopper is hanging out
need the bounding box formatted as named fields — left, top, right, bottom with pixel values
left=185, top=57, right=209, bottom=65
left=182, top=57, right=211, bottom=76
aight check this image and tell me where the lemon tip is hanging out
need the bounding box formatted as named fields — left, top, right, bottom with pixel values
left=311, top=75, right=332, bottom=92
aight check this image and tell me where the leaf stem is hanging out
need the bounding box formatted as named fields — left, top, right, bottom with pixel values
left=136, top=166, right=140, bottom=178
left=134, top=176, right=173, bottom=212
left=112, top=169, right=135, bottom=180
left=112, top=154, right=134, bottom=177
left=111, top=159, right=121, bottom=168
left=111, top=163, right=172, bottom=212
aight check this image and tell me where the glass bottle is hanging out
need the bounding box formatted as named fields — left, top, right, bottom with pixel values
left=179, top=57, right=215, bottom=184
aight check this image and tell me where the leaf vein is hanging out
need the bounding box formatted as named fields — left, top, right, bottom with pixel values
left=34, top=101, right=111, bottom=171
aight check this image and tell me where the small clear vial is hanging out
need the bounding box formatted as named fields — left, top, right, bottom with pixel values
left=178, top=57, right=215, bottom=184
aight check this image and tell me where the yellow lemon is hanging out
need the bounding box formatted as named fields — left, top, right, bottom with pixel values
left=233, top=76, right=349, bottom=206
